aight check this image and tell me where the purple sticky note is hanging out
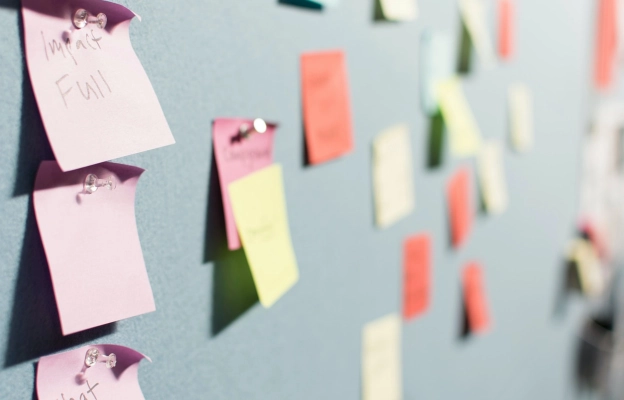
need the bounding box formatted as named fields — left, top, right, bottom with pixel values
left=37, top=344, right=150, bottom=400
left=213, top=118, right=276, bottom=250
left=22, top=0, right=175, bottom=171
left=33, top=161, right=155, bottom=335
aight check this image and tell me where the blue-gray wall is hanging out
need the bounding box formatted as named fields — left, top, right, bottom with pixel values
left=0, top=0, right=597, bottom=398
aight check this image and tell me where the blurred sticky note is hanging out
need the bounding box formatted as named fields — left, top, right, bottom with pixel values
left=462, top=262, right=491, bottom=334
left=362, top=314, right=402, bottom=400
left=508, top=83, right=533, bottom=152
left=22, top=0, right=175, bottom=171
left=213, top=118, right=276, bottom=250
left=33, top=161, right=155, bottom=335
left=229, top=164, right=299, bottom=308
left=498, top=0, right=514, bottom=59
left=372, top=124, right=415, bottom=228
left=459, top=0, right=496, bottom=68
left=436, top=77, right=482, bottom=157
left=568, top=239, right=605, bottom=297
left=420, top=31, right=454, bottom=115
left=379, top=0, right=418, bottom=21
left=403, top=234, right=431, bottom=320
left=37, top=344, right=150, bottom=400
left=447, top=166, right=473, bottom=248
left=595, top=0, right=618, bottom=89
left=477, top=140, right=508, bottom=214
left=301, top=50, right=354, bottom=165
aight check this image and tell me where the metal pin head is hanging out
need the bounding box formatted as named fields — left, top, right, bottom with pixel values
left=85, top=348, right=99, bottom=368
left=73, top=9, right=107, bottom=29
left=239, top=118, right=268, bottom=139
left=84, top=174, right=117, bottom=194
left=105, top=353, right=117, bottom=369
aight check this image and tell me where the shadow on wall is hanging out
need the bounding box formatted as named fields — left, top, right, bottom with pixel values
left=277, top=0, right=322, bottom=11
left=3, top=197, right=115, bottom=368
left=203, top=149, right=259, bottom=337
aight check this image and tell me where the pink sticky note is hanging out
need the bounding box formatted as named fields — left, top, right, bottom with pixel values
left=213, top=118, right=276, bottom=250
left=33, top=161, right=155, bottom=335
left=22, top=0, right=175, bottom=171
left=37, top=344, right=150, bottom=400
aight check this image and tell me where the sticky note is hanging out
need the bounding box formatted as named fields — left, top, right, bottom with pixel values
left=33, top=161, right=155, bottom=335
left=301, top=51, right=354, bottom=165
left=362, top=314, right=402, bottom=400
left=403, top=234, right=431, bottom=320
left=378, top=0, right=418, bottom=21
left=459, top=0, right=496, bottom=68
left=568, top=239, right=604, bottom=297
left=372, top=124, right=415, bottom=228
left=22, top=0, right=175, bottom=171
left=477, top=140, right=508, bottom=214
left=498, top=0, right=514, bottom=59
left=436, top=77, right=482, bottom=157
left=595, top=0, right=618, bottom=89
left=420, top=31, right=454, bottom=115
left=508, top=83, right=533, bottom=152
left=228, top=165, right=299, bottom=308
left=37, top=345, right=150, bottom=400
left=447, top=166, right=473, bottom=248
left=213, top=118, right=276, bottom=250
left=462, top=262, right=491, bottom=334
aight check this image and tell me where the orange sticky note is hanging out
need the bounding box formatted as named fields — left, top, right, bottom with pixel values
left=447, top=167, right=473, bottom=248
left=462, top=262, right=491, bottom=334
left=301, top=51, right=354, bottom=165
left=595, top=0, right=618, bottom=89
left=403, top=234, right=431, bottom=321
left=498, top=0, right=514, bottom=59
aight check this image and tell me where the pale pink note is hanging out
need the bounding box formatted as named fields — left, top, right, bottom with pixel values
left=213, top=118, right=276, bottom=250
left=33, top=161, right=155, bottom=335
left=22, top=0, right=175, bottom=171
left=37, top=344, right=150, bottom=400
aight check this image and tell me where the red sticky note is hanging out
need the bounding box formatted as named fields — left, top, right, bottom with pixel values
left=301, top=50, right=354, bottom=165
left=403, top=234, right=431, bottom=320
left=595, top=0, right=618, bottom=89
left=462, top=262, right=491, bottom=334
left=498, top=0, right=514, bottom=60
left=447, top=166, right=473, bottom=248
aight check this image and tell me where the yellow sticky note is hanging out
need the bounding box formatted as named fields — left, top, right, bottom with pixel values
left=228, top=164, right=299, bottom=308
left=568, top=239, right=604, bottom=297
left=459, top=0, right=496, bottom=67
left=477, top=140, right=508, bottom=214
left=362, top=314, right=402, bottom=400
left=436, top=77, right=482, bottom=156
left=372, top=124, right=415, bottom=228
left=379, top=0, right=418, bottom=21
left=509, top=83, right=533, bottom=152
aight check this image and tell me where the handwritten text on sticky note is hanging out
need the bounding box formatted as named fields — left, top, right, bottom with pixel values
left=37, top=345, right=150, bottom=400
left=301, top=50, right=354, bottom=165
left=372, top=124, right=415, bottom=229
left=22, top=0, right=175, bottom=171
left=213, top=118, right=276, bottom=250
left=229, top=164, right=299, bottom=308
left=362, top=314, right=402, bottom=400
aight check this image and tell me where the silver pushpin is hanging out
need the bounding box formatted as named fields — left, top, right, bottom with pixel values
left=74, top=9, right=107, bottom=29
left=84, top=174, right=117, bottom=194
left=239, top=118, right=268, bottom=139
left=84, top=348, right=117, bottom=369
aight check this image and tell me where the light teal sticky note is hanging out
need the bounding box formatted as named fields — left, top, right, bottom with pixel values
left=420, top=30, right=454, bottom=116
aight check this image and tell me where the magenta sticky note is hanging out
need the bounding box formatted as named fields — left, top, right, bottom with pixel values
left=22, top=0, right=175, bottom=171
left=33, top=161, right=155, bottom=335
left=37, top=344, right=150, bottom=400
left=213, top=118, right=276, bottom=250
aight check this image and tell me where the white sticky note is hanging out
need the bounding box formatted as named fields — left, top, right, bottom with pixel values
left=420, top=30, right=454, bottom=115
left=459, top=0, right=496, bottom=68
left=477, top=140, right=508, bottom=214
left=362, top=314, right=402, bottom=400
left=508, top=83, right=534, bottom=152
left=372, top=124, right=416, bottom=228
left=568, top=239, right=604, bottom=297
left=380, top=0, right=418, bottom=21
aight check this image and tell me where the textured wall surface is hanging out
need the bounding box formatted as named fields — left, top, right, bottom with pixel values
left=0, top=0, right=598, bottom=398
